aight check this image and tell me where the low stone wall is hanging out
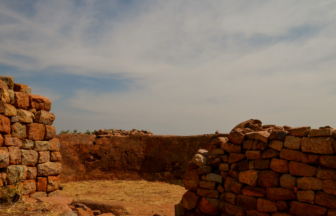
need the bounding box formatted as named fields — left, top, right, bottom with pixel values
left=176, top=120, right=336, bottom=216
left=57, top=133, right=225, bottom=182
left=0, top=76, right=61, bottom=199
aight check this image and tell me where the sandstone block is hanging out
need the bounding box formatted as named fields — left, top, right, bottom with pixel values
left=206, top=173, right=222, bottom=183
left=288, top=126, right=311, bottom=137
left=257, top=198, right=277, bottom=213
left=236, top=195, right=257, bottom=210
left=228, top=129, right=245, bottom=144
left=280, top=174, right=296, bottom=190
left=192, top=154, right=206, bottom=167
left=37, top=162, right=62, bottom=176
left=246, top=210, right=271, bottom=216
left=310, top=128, right=333, bottom=137
left=207, top=155, right=221, bottom=167
left=315, top=191, right=336, bottom=209
left=197, top=149, right=208, bottom=156
left=268, top=140, right=283, bottom=151
left=246, top=151, right=262, bottom=160
left=27, top=123, right=46, bottom=141
left=50, top=152, right=62, bottom=162
left=37, top=177, right=47, bottom=191
left=49, top=138, right=60, bottom=152
left=206, top=148, right=224, bottom=156
left=242, top=186, right=265, bottom=197
left=255, top=159, right=270, bottom=170
left=323, top=180, right=336, bottom=196
left=297, top=190, right=315, bottom=204
left=221, top=155, right=228, bottom=163
left=211, top=137, right=228, bottom=146
left=47, top=175, right=60, bottom=192
left=30, top=191, right=47, bottom=198
left=38, top=151, right=50, bottom=164
left=317, top=167, right=336, bottom=180
left=239, top=170, right=259, bottom=186
left=0, top=88, right=10, bottom=103
left=0, top=103, right=17, bottom=116
left=197, top=188, right=219, bottom=198
left=258, top=170, right=279, bottom=188
left=239, top=160, right=249, bottom=171
left=289, top=161, right=317, bottom=177
left=0, top=115, right=11, bottom=134
left=222, top=192, right=236, bottom=204
left=0, top=147, right=9, bottom=168
left=21, top=149, right=38, bottom=166
left=184, top=170, right=199, bottom=180
left=270, top=130, right=288, bottom=141
left=221, top=143, right=242, bottom=153
left=270, top=158, right=288, bottom=173
left=219, top=163, right=229, bottom=172
left=17, top=109, right=34, bottom=123
left=22, top=180, right=36, bottom=195
left=26, top=167, right=37, bottom=180
left=11, top=122, right=26, bottom=139
left=11, top=116, right=19, bottom=123
left=14, top=92, right=29, bottom=109
left=320, top=155, right=336, bottom=169
left=243, top=140, right=255, bottom=150
left=217, top=185, right=224, bottom=193
left=29, top=94, right=52, bottom=111
left=289, top=201, right=327, bottom=216
left=0, top=76, right=14, bottom=89
left=229, top=153, right=246, bottom=164
left=266, top=187, right=296, bottom=200
left=219, top=201, right=246, bottom=216
left=246, top=131, right=270, bottom=143
left=221, top=171, right=228, bottom=179
left=183, top=179, right=199, bottom=191
left=6, top=165, right=27, bottom=184
left=199, top=180, right=216, bottom=189
left=329, top=209, right=336, bottom=216
left=8, top=146, right=21, bottom=165
left=34, top=141, right=50, bottom=151
left=276, top=201, right=289, bottom=212
left=280, top=148, right=308, bottom=163
left=22, top=139, right=34, bottom=149
left=4, top=136, right=22, bottom=147
left=35, top=110, right=55, bottom=126
left=301, top=137, right=335, bottom=154
left=297, top=177, right=322, bottom=190
left=198, top=197, right=220, bottom=215
left=284, top=136, right=301, bottom=150
left=224, top=176, right=243, bottom=194
left=249, top=160, right=255, bottom=170
left=197, top=166, right=212, bottom=176
left=262, top=149, right=279, bottom=159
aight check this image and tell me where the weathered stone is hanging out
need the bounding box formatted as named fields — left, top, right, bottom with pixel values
left=197, top=188, right=219, bottom=198
left=34, top=141, right=50, bottom=151
left=47, top=190, right=60, bottom=197
left=284, top=136, right=301, bottom=150
left=211, top=137, right=228, bottom=146
left=301, top=137, right=335, bottom=154
left=289, top=161, right=317, bottom=177
left=0, top=147, right=9, bottom=168
left=22, top=179, right=36, bottom=195
left=220, top=155, right=228, bottom=163
left=47, top=175, right=60, bottom=192
left=266, top=187, right=296, bottom=200
left=329, top=209, right=336, bottom=216
left=246, top=210, right=271, bottom=216
left=257, top=198, right=277, bottom=213
left=246, top=131, right=270, bottom=143
left=228, top=129, right=245, bottom=144
left=280, top=174, right=296, bottom=190
left=11, top=122, right=26, bottom=139
left=11, top=116, right=19, bottom=123
left=29, top=94, right=52, bottom=111
left=0, top=103, right=17, bottom=116
left=297, top=190, right=315, bottom=204
left=49, top=138, right=60, bottom=152
left=192, top=154, right=207, bottom=167
left=221, top=171, right=228, bottom=179
left=235, top=195, right=257, bottom=210
left=35, top=110, right=55, bottom=126
left=288, top=126, right=311, bottom=137
left=17, top=109, right=34, bottom=123
left=0, top=76, right=14, bottom=90
left=320, top=155, right=336, bottom=169
left=27, top=123, right=46, bottom=141
left=317, top=167, right=336, bottom=180
left=246, top=151, right=262, bottom=160
left=249, top=160, right=255, bottom=169
left=4, top=136, right=22, bottom=147
left=270, top=158, right=288, bottom=173
left=207, top=148, right=224, bottom=156
left=239, top=170, right=259, bottom=186
left=14, top=92, right=29, bottom=109
left=198, top=197, right=220, bottom=215
left=310, top=128, right=333, bottom=137
left=315, top=191, right=336, bottom=209
left=242, top=186, right=265, bottom=197
left=297, top=177, right=323, bottom=190
left=255, top=159, right=270, bottom=170
left=323, top=180, right=336, bottom=196
left=37, top=177, right=47, bottom=191
left=21, top=149, right=38, bottom=166
left=269, top=140, right=283, bottom=151
left=239, top=160, right=249, bottom=171
left=38, top=151, right=50, bottom=164
left=224, top=176, right=243, bottom=194
left=6, top=165, right=27, bottom=184
left=221, top=143, right=242, bottom=153
left=262, top=149, right=279, bottom=159
left=280, top=148, right=308, bottom=163
left=207, top=155, right=221, bottom=167
left=219, top=163, right=229, bottom=172
left=206, top=173, right=222, bottom=184
left=197, top=166, right=212, bottom=176
left=8, top=146, right=21, bottom=165
left=22, top=139, right=34, bottom=150
left=199, top=180, right=216, bottom=189
left=276, top=201, right=289, bottom=212
left=217, top=185, right=224, bottom=193
left=8, top=90, right=14, bottom=104
left=0, top=115, right=11, bottom=134
left=37, top=162, right=62, bottom=176
left=221, top=192, right=235, bottom=205
left=219, top=201, right=246, bottom=216
left=229, top=153, right=246, bottom=164
left=183, top=179, right=199, bottom=191
left=30, top=191, right=47, bottom=198
left=184, top=170, right=199, bottom=180
left=0, top=88, right=10, bottom=103
left=289, top=201, right=327, bottom=216
left=197, top=149, right=208, bottom=156
left=26, top=167, right=37, bottom=180
left=229, top=163, right=239, bottom=179
left=188, top=161, right=198, bottom=170
left=258, top=170, right=279, bottom=188
left=243, top=140, right=255, bottom=150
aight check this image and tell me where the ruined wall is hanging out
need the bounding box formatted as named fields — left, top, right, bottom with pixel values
left=176, top=120, right=336, bottom=216
left=57, top=133, right=225, bottom=182
left=0, top=76, right=61, bottom=199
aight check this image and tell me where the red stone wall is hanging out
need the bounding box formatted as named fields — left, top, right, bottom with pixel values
left=0, top=76, right=61, bottom=199
left=176, top=120, right=336, bottom=216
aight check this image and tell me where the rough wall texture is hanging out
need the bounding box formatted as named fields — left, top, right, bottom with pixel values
left=57, top=133, right=227, bottom=182
left=176, top=119, right=336, bottom=216
left=0, top=76, right=61, bottom=199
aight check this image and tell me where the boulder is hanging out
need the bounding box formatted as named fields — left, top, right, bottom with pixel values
left=183, top=179, right=199, bottom=191
left=262, top=149, right=279, bottom=159
left=49, top=138, right=60, bottom=151
left=0, top=88, right=10, bottom=103
left=317, top=167, right=336, bottom=180
left=199, top=180, right=216, bottom=189
left=206, top=173, right=223, bottom=183
left=22, top=139, right=35, bottom=149
left=254, top=159, right=270, bottom=170
left=37, top=177, right=47, bottom=191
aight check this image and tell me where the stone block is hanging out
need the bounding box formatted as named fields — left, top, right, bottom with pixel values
left=0, top=147, right=9, bottom=168
left=266, top=187, right=296, bottom=200
left=297, top=177, right=322, bottom=190
left=191, top=154, right=206, bottom=167
left=257, top=198, right=277, bottom=213
left=35, top=110, right=55, bottom=126
left=0, top=76, right=14, bottom=89
left=14, top=92, right=29, bottom=109
left=37, top=177, right=47, bottom=191
left=320, top=155, right=336, bottom=169
left=236, top=195, right=257, bottom=210
left=315, top=191, right=336, bottom=209
left=34, top=141, right=50, bottom=151
left=221, top=143, right=242, bottom=153
left=207, top=155, right=221, bottom=167
left=288, top=126, right=311, bottom=137
left=239, top=160, right=249, bottom=171
left=38, top=151, right=50, bottom=164
left=228, top=129, right=245, bottom=144
left=47, top=175, right=60, bottom=192
left=26, top=167, right=37, bottom=180
left=206, top=148, right=224, bottom=156
left=309, top=128, right=333, bottom=137
left=49, top=138, right=60, bottom=151
left=276, top=201, right=289, bottom=212
left=4, top=136, right=22, bottom=147
left=249, top=160, right=255, bottom=169
left=246, top=131, right=270, bottom=143
left=17, top=109, right=34, bottom=123
left=246, top=151, right=262, bottom=160
left=183, top=179, right=199, bottom=191
left=242, top=186, right=265, bottom=197
left=198, top=197, right=220, bottom=215
left=184, top=169, right=199, bottom=180
left=289, top=161, right=317, bottom=177
left=197, top=188, right=219, bottom=198
left=224, top=176, right=243, bottom=194
left=199, top=180, right=216, bottom=189
left=284, top=136, right=301, bottom=150
left=255, top=159, right=270, bottom=170
left=30, top=191, right=47, bottom=198
left=239, top=170, right=259, bottom=186
left=27, top=123, right=46, bottom=141
left=11, top=122, right=26, bottom=139
left=197, top=166, right=212, bottom=175
left=206, top=173, right=222, bottom=183
left=8, top=90, right=14, bottom=104
left=6, top=165, right=27, bottom=184
left=0, top=103, right=17, bottom=116
left=22, top=180, right=36, bottom=195
left=270, top=158, right=288, bottom=173
left=262, top=149, right=279, bottom=159
left=37, top=162, right=62, bottom=176
left=280, top=174, right=296, bottom=190
left=29, top=94, right=52, bottom=111
left=247, top=210, right=271, bottom=216
left=270, top=130, right=288, bottom=141
left=289, top=201, right=327, bottom=216
left=21, top=149, right=38, bottom=166
left=268, top=140, right=283, bottom=151
left=258, top=170, right=279, bottom=188
left=22, top=139, right=35, bottom=149
left=0, top=115, right=11, bottom=134
left=301, top=137, right=335, bottom=154
left=280, top=148, right=308, bottom=163
left=50, top=152, right=62, bottom=162
left=243, top=140, right=255, bottom=150
left=323, top=180, right=336, bottom=196
left=229, top=153, right=246, bottom=164
left=297, top=190, right=315, bottom=204
left=11, top=116, right=19, bottom=123
left=221, top=192, right=235, bottom=204
left=219, top=163, right=229, bottom=172
left=219, top=201, right=245, bottom=216
left=329, top=209, right=336, bottom=216
left=220, top=155, right=228, bottom=163
left=48, top=190, right=60, bottom=197
left=0, top=88, right=10, bottom=103
left=217, top=185, right=224, bottom=193
left=8, top=146, right=21, bottom=165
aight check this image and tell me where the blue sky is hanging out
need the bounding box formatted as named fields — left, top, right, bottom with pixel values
left=1, top=0, right=336, bottom=135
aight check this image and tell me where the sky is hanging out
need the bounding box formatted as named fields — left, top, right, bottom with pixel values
left=1, top=0, right=336, bottom=135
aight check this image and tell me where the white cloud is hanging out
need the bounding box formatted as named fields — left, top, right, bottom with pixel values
left=2, top=0, right=336, bottom=134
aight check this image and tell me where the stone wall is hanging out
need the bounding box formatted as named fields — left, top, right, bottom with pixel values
left=176, top=119, right=336, bottom=216
left=0, top=76, right=61, bottom=199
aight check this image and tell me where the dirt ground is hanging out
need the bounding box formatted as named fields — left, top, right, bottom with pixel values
left=60, top=179, right=186, bottom=216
